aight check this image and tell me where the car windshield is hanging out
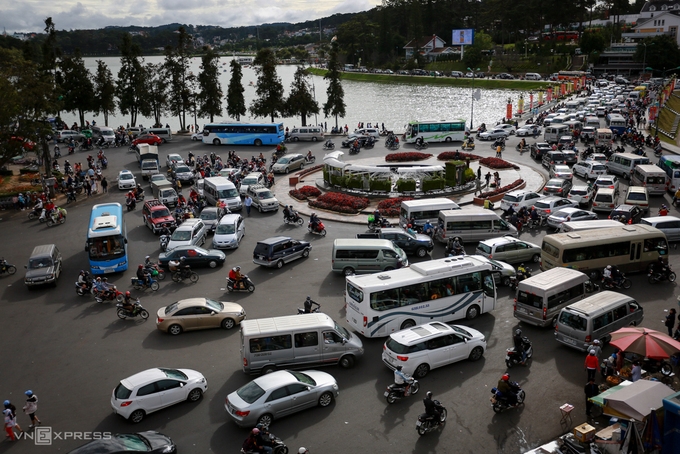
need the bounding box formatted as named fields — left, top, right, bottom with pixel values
left=534, top=201, right=551, bottom=209
left=571, top=189, right=587, bottom=195
left=236, top=381, right=266, bottom=404
left=205, top=299, right=224, bottom=311
left=547, top=179, right=562, bottom=186
left=165, top=302, right=180, bottom=315
left=290, top=371, right=316, bottom=386
left=28, top=257, right=51, bottom=269
left=175, top=166, right=190, bottom=173
left=201, top=211, right=217, bottom=220
left=171, top=230, right=191, bottom=241
left=152, top=208, right=171, bottom=218
left=450, top=325, right=471, bottom=337
left=257, top=190, right=274, bottom=199
left=277, top=158, right=291, bottom=164
left=627, top=193, right=647, bottom=201
left=334, top=322, right=350, bottom=339
left=120, top=174, right=133, bottom=180
left=243, top=177, right=259, bottom=185
left=114, top=382, right=132, bottom=399
left=160, top=368, right=188, bottom=380
left=218, top=189, right=238, bottom=198
left=216, top=223, right=235, bottom=235
left=503, top=195, right=521, bottom=203
left=113, top=434, right=150, bottom=450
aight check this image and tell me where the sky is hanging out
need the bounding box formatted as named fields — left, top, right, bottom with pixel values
left=2, top=0, right=380, bottom=34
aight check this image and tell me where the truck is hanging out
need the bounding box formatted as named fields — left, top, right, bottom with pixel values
left=141, top=159, right=160, bottom=180
left=142, top=199, right=177, bottom=234
left=356, top=227, right=434, bottom=258
left=136, top=143, right=159, bottom=167
left=151, top=178, right=178, bottom=207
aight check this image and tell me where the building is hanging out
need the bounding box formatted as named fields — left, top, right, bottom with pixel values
left=403, top=35, right=456, bottom=61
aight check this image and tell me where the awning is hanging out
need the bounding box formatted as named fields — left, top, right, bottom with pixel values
left=602, top=380, right=675, bottom=421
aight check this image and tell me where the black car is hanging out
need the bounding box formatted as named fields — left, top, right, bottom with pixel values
left=496, top=73, right=515, bottom=80
left=67, top=431, right=176, bottom=454
left=159, top=246, right=226, bottom=268
left=609, top=204, right=643, bottom=225
left=531, top=142, right=552, bottom=161
left=253, top=236, right=312, bottom=268
left=341, top=135, right=371, bottom=148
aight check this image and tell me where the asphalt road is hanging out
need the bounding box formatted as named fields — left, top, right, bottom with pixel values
left=0, top=133, right=676, bottom=454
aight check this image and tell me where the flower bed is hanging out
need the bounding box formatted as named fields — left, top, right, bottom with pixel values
left=385, top=152, right=432, bottom=162
left=479, top=157, right=519, bottom=170
left=309, top=192, right=370, bottom=214
left=377, top=197, right=413, bottom=217
left=289, top=185, right=322, bottom=201
left=297, top=164, right=323, bottom=178
left=478, top=179, right=524, bottom=198
left=437, top=151, right=481, bottom=161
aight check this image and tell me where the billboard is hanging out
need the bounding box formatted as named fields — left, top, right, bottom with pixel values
left=452, top=29, right=474, bottom=46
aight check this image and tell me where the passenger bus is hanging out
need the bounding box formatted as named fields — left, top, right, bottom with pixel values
left=540, top=225, right=668, bottom=278
left=557, top=70, right=586, bottom=80
left=345, top=256, right=496, bottom=338
left=658, top=155, right=680, bottom=192
left=86, top=203, right=128, bottom=275
left=404, top=120, right=467, bottom=144
left=605, top=113, right=627, bottom=135
left=202, top=122, right=285, bottom=146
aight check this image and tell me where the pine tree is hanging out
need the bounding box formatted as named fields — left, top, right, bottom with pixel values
left=323, top=39, right=346, bottom=129
left=60, top=49, right=95, bottom=127
left=197, top=47, right=222, bottom=123
left=139, top=63, right=168, bottom=127
left=284, top=66, right=319, bottom=127
left=226, top=60, right=246, bottom=121
left=250, top=48, right=285, bottom=123
left=93, top=60, right=116, bottom=126
left=116, top=33, right=146, bottom=127
left=164, top=27, right=194, bottom=131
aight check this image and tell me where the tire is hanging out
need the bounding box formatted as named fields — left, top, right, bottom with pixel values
left=208, top=260, right=217, bottom=268
left=339, top=355, right=355, bottom=369
left=648, top=274, right=657, bottom=284
left=168, top=324, right=183, bottom=335
left=466, top=304, right=481, bottom=320
left=46, top=219, right=54, bottom=227
left=172, top=273, right=181, bottom=282
left=150, top=282, right=160, bottom=291
left=516, top=390, right=526, bottom=404
left=117, top=309, right=126, bottom=319
left=293, top=137, right=299, bottom=142
left=468, top=346, right=484, bottom=361
left=661, top=362, right=673, bottom=376
left=440, top=408, right=448, bottom=422
left=213, top=139, right=220, bottom=145
left=129, top=409, right=145, bottom=423
left=296, top=218, right=304, bottom=226
left=492, top=403, right=503, bottom=413
left=414, top=363, right=430, bottom=378
left=532, top=254, right=540, bottom=263
left=669, top=272, right=677, bottom=282
left=6, top=266, right=16, bottom=275
left=254, top=139, right=262, bottom=146
left=276, top=260, right=284, bottom=269
left=226, top=285, right=234, bottom=292
left=187, top=388, right=203, bottom=402
left=189, top=272, right=199, bottom=283
left=502, top=277, right=511, bottom=286
left=622, top=278, right=632, bottom=289
left=156, top=271, right=165, bottom=281
left=506, top=359, right=513, bottom=369
left=116, top=294, right=125, bottom=303
left=445, top=137, right=452, bottom=142
left=384, top=266, right=395, bottom=271
left=343, top=267, right=355, bottom=276
left=140, top=310, right=149, bottom=320
left=28, top=212, right=37, bottom=220
left=302, top=248, right=310, bottom=258
left=410, top=382, right=420, bottom=395
left=285, top=167, right=290, bottom=174
left=221, top=318, right=235, bottom=330
left=320, top=229, right=326, bottom=237
left=318, top=391, right=333, bottom=407
left=261, top=365, right=276, bottom=375
left=247, top=284, right=255, bottom=292
left=386, top=393, right=397, bottom=404
left=416, top=247, right=428, bottom=258
left=257, top=414, right=273, bottom=429
left=417, top=424, right=428, bottom=436
left=400, top=319, right=416, bottom=330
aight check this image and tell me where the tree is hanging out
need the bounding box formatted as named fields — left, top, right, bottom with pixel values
left=323, top=39, right=346, bottom=129
left=284, top=66, right=319, bottom=127
left=197, top=46, right=222, bottom=123
left=250, top=48, right=285, bottom=123
left=635, top=35, right=680, bottom=75
left=226, top=60, right=246, bottom=121
left=164, top=27, right=194, bottom=131
left=117, top=33, right=146, bottom=127
left=579, top=31, right=606, bottom=55
left=93, top=60, right=116, bottom=126
left=140, top=63, right=168, bottom=128
left=60, top=50, right=95, bottom=127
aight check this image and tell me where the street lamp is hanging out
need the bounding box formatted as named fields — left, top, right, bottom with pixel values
left=642, top=42, right=647, bottom=78
left=312, top=80, right=318, bottom=126
left=467, top=67, right=480, bottom=130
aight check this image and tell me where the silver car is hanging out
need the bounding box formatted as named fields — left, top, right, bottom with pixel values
left=547, top=208, right=598, bottom=229
left=225, top=370, right=339, bottom=428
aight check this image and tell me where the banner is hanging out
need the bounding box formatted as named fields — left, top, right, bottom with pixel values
left=547, top=88, right=552, bottom=102
left=560, top=83, right=566, bottom=96
left=649, top=106, right=658, bottom=121
left=506, top=100, right=512, bottom=120
left=538, top=91, right=544, bottom=105
left=529, top=93, right=534, bottom=111
left=518, top=96, right=524, bottom=115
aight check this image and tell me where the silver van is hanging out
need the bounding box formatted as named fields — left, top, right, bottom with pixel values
left=524, top=73, right=542, bottom=81
left=24, top=244, right=62, bottom=287
left=544, top=125, right=570, bottom=144
left=434, top=209, right=517, bottom=244
left=240, top=313, right=364, bottom=374
left=141, top=127, right=173, bottom=143
left=332, top=239, right=408, bottom=276
left=203, top=177, right=242, bottom=212
left=641, top=215, right=680, bottom=242
left=289, top=127, right=324, bottom=142
left=91, top=126, right=115, bottom=143
left=606, top=153, right=650, bottom=179
left=554, top=291, right=644, bottom=351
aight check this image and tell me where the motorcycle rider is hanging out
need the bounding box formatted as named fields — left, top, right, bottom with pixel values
left=371, top=208, right=383, bottom=227
left=122, top=291, right=136, bottom=314
left=137, top=264, right=151, bottom=287
left=496, top=374, right=519, bottom=406
left=530, top=206, right=540, bottom=226
left=306, top=150, right=313, bottom=161
left=229, top=266, right=245, bottom=289
left=423, top=391, right=442, bottom=423
left=448, top=237, right=463, bottom=256
left=283, top=205, right=292, bottom=220
left=405, top=224, right=416, bottom=236
left=253, top=427, right=273, bottom=454
left=393, top=365, right=411, bottom=394
left=135, top=184, right=145, bottom=201
left=309, top=212, right=321, bottom=232
left=513, top=329, right=528, bottom=365
left=159, top=223, right=172, bottom=237
left=303, top=296, right=320, bottom=313
left=517, top=263, right=528, bottom=279
left=659, top=204, right=669, bottom=216
left=77, top=270, right=91, bottom=290
left=422, top=219, right=434, bottom=237
left=651, top=256, right=668, bottom=278
left=603, top=265, right=614, bottom=287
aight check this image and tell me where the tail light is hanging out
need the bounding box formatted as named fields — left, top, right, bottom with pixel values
left=543, top=306, right=547, bottom=320
left=513, top=299, right=517, bottom=311
left=628, top=219, right=632, bottom=224
left=397, top=355, right=409, bottom=361
left=157, top=318, right=164, bottom=323
left=234, top=410, right=250, bottom=417
left=120, top=401, right=132, bottom=407
left=243, top=358, right=248, bottom=367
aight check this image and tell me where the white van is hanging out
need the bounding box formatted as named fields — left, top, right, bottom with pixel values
left=584, top=116, right=600, bottom=129
left=631, top=164, right=667, bottom=195
left=91, top=126, right=115, bottom=143
left=525, top=73, right=542, bottom=81
left=434, top=208, right=517, bottom=244
left=591, top=188, right=618, bottom=212
left=289, top=127, right=324, bottom=142
left=554, top=291, right=644, bottom=351
left=544, top=125, right=570, bottom=144
left=606, top=153, right=650, bottom=179
left=332, top=239, right=408, bottom=276
left=514, top=268, right=594, bottom=327
left=560, top=219, right=623, bottom=233
left=399, top=198, right=460, bottom=227
left=203, top=176, right=242, bottom=212
left=240, top=313, right=364, bottom=374
left=141, top=127, right=173, bottom=143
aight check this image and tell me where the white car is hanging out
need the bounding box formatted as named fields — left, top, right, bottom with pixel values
left=496, top=123, right=517, bottom=135
left=516, top=125, right=541, bottom=137
left=550, top=164, right=573, bottom=181
left=478, top=128, right=510, bottom=141
left=500, top=190, right=542, bottom=212
left=111, top=367, right=207, bottom=423
left=594, top=175, right=620, bottom=194
left=572, top=161, right=607, bottom=180
left=547, top=208, right=598, bottom=229
left=568, top=184, right=596, bottom=206
left=166, top=219, right=207, bottom=251
left=166, top=153, right=183, bottom=168
left=213, top=214, right=245, bottom=249
left=348, top=128, right=380, bottom=139
left=191, top=132, right=202, bottom=141
left=118, top=170, right=137, bottom=190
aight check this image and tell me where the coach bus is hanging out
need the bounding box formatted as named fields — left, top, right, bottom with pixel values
left=345, top=255, right=496, bottom=338
left=202, top=122, right=285, bottom=146
left=86, top=203, right=128, bottom=274
left=404, top=119, right=468, bottom=144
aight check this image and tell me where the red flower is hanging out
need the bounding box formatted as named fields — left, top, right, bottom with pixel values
left=437, top=151, right=481, bottom=161
left=478, top=157, right=520, bottom=170
left=297, top=185, right=321, bottom=197
left=385, top=152, right=433, bottom=162
left=310, top=192, right=370, bottom=214
left=478, top=179, right=524, bottom=198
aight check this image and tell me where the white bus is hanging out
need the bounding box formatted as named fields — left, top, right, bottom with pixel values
left=345, top=255, right=496, bottom=338
left=399, top=198, right=460, bottom=227
left=404, top=120, right=468, bottom=144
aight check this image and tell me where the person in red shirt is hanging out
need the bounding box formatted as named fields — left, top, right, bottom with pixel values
left=585, top=350, right=599, bottom=381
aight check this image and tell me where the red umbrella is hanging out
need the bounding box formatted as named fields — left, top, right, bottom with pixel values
left=609, top=327, right=680, bottom=359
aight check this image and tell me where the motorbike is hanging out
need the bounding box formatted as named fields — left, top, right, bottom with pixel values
left=461, top=138, right=475, bottom=150
left=505, top=336, right=533, bottom=368
left=66, top=191, right=77, bottom=203
left=642, top=357, right=673, bottom=376
left=27, top=205, right=44, bottom=221
left=126, top=198, right=136, bottom=211
left=385, top=136, right=400, bottom=150
left=367, top=217, right=391, bottom=232
left=648, top=265, right=677, bottom=284
left=304, top=155, right=316, bottom=164
left=226, top=275, right=255, bottom=293
left=144, top=264, right=166, bottom=281
left=349, top=145, right=360, bottom=155
left=364, top=138, right=376, bottom=149
left=159, top=234, right=170, bottom=252
left=509, top=268, right=532, bottom=291
left=385, top=377, right=420, bottom=404
left=414, top=141, right=429, bottom=151
left=171, top=267, right=199, bottom=283
left=445, top=239, right=465, bottom=257
left=297, top=304, right=321, bottom=314
left=116, top=299, right=150, bottom=320
left=308, top=220, right=327, bottom=236
left=416, top=400, right=447, bottom=436
left=323, top=140, right=335, bottom=150
left=100, top=157, right=108, bottom=169
left=601, top=273, right=632, bottom=290
left=75, top=279, right=93, bottom=296
left=283, top=211, right=304, bottom=226
left=94, top=286, right=125, bottom=304
left=557, top=436, right=603, bottom=454
left=46, top=208, right=67, bottom=227
left=490, top=382, right=526, bottom=413
left=130, top=276, right=160, bottom=292
left=241, top=432, right=288, bottom=454
left=0, top=258, right=17, bottom=276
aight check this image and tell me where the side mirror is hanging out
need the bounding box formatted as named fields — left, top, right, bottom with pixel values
left=211, top=311, right=217, bottom=315
left=342, top=338, right=347, bottom=345
left=24, top=265, right=27, bottom=269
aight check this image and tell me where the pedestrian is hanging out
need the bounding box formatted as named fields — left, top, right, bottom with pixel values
left=85, top=177, right=92, bottom=197
left=496, top=144, right=502, bottom=158
left=485, top=172, right=491, bottom=188
left=3, top=408, right=15, bottom=441
left=101, top=177, right=108, bottom=193
left=584, top=378, right=599, bottom=418
left=244, top=195, right=252, bottom=217
left=477, top=166, right=482, bottom=181
left=3, top=400, right=21, bottom=437
left=631, top=360, right=642, bottom=382
left=665, top=308, right=676, bottom=337
left=22, top=391, right=40, bottom=428
left=585, top=349, right=598, bottom=381
left=91, top=177, right=98, bottom=194
left=589, top=339, right=602, bottom=360
left=614, top=348, right=624, bottom=373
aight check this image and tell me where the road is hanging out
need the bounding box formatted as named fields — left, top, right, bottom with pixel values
left=0, top=132, right=675, bottom=454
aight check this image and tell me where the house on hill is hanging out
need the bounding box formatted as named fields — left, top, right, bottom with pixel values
left=403, top=35, right=457, bottom=61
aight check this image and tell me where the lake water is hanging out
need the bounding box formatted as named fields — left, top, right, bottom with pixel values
left=69, top=56, right=524, bottom=133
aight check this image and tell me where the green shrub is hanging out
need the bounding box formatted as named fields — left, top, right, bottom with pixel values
left=445, top=161, right=465, bottom=187
left=370, top=179, right=391, bottom=191
left=463, top=167, right=476, bottom=182
left=422, top=178, right=445, bottom=192
left=330, top=174, right=345, bottom=187
left=396, top=178, right=416, bottom=192
left=346, top=176, right=362, bottom=189
left=19, top=168, right=39, bottom=175
left=322, top=168, right=329, bottom=183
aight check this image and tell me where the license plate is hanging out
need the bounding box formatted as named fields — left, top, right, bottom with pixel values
left=416, top=421, right=422, bottom=427
left=384, top=391, right=390, bottom=397
left=505, top=355, right=511, bottom=360
left=516, top=307, right=527, bottom=314
left=563, top=337, right=577, bottom=345
left=259, top=255, right=264, bottom=260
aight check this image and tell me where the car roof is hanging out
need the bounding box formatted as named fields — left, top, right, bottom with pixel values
left=172, top=298, right=209, bottom=309
left=553, top=165, right=571, bottom=170
left=119, top=169, right=132, bottom=174
left=218, top=213, right=241, bottom=224
left=175, top=219, right=202, bottom=230
left=388, top=322, right=455, bottom=344
left=122, top=368, right=167, bottom=387
left=612, top=204, right=638, bottom=212
left=258, top=236, right=293, bottom=245
left=553, top=207, right=582, bottom=215
left=546, top=178, right=566, bottom=184
left=252, top=370, right=297, bottom=390
left=480, top=235, right=534, bottom=246
left=627, top=186, right=647, bottom=193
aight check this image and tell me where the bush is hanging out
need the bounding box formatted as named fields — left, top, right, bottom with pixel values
left=463, top=167, right=476, bottom=182
left=289, top=190, right=308, bottom=201
left=330, top=174, right=345, bottom=187
left=445, top=161, right=465, bottom=187
left=385, top=152, right=433, bottom=162
left=422, top=178, right=445, bottom=192
left=19, top=168, right=39, bottom=175
left=478, top=179, right=524, bottom=198
left=370, top=178, right=391, bottom=192
left=376, top=197, right=413, bottom=217
left=437, top=151, right=481, bottom=161
left=479, top=157, right=519, bottom=170
left=395, top=178, right=416, bottom=192
left=309, top=192, right=370, bottom=214
left=346, top=176, right=363, bottom=189
left=297, top=185, right=321, bottom=197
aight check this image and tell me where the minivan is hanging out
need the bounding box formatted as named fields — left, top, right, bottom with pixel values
left=203, top=177, right=242, bottom=212
left=141, top=127, right=173, bottom=143
left=91, top=126, right=115, bottom=143
left=560, top=219, right=623, bottom=233
left=240, top=313, right=363, bottom=374
left=624, top=186, right=650, bottom=214
left=25, top=244, right=62, bottom=287
left=289, top=127, right=324, bottom=142
left=253, top=236, right=312, bottom=269
left=606, top=153, right=650, bottom=179
left=591, top=188, right=618, bottom=212
left=399, top=198, right=460, bottom=227
left=545, top=126, right=570, bottom=143
left=640, top=215, right=680, bottom=242
left=332, top=239, right=408, bottom=276
left=554, top=291, right=644, bottom=351
left=434, top=209, right=518, bottom=244
left=524, top=73, right=542, bottom=81
left=631, top=164, right=667, bottom=195
left=271, top=153, right=305, bottom=174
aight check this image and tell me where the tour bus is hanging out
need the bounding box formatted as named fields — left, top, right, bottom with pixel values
left=605, top=114, right=627, bottom=135
left=540, top=224, right=668, bottom=278
left=86, top=203, right=128, bottom=275
left=202, top=122, right=285, bottom=146
left=658, top=155, right=680, bottom=192
left=345, top=256, right=496, bottom=338
left=399, top=198, right=460, bottom=227
left=403, top=120, right=468, bottom=144
left=631, top=164, right=668, bottom=195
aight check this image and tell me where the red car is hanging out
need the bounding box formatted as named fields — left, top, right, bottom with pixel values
left=9, top=136, right=35, bottom=151
left=132, top=133, right=162, bottom=146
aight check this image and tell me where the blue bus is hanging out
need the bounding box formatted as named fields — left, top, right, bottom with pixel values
left=201, top=122, right=285, bottom=146
left=86, top=203, right=128, bottom=274
left=659, top=155, right=680, bottom=192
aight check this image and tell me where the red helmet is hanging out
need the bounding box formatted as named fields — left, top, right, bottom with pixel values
left=138, top=264, right=143, bottom=269
left=125, top=291, right=131, bottom=297
left=501, top=374, right=510, bottom=381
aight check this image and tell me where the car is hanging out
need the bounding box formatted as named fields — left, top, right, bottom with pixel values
left=382, top=322, right=486, bottom=378
left=56, top=130, right=85, bottom=143
left=478, top=128, right=510, bottom=141
left=594, top=175, right=620, bottom=194
left=495, top=123, right=517, bottom=135
left=562, top=149, right=578, bottom=166
left=253, top=236, right=311, bottom=268
left=239, top=172, right=265, bottom=196
left=132, top=134, right=163, bottom=146
left=341, top=135, right=371, bottom=148
left=531, top=142, right=552, bottom=160
left=532, top=196, right=578, bottom=217
left=156, top=298, right=246, bottom=335
left=118, top=170, right=137, bottom=190
left=475, top=236, right=542, bottom=264
left=580, top=126, right=597, bottom=141
left=348, top=128, right=380, bottom=139
left=496, top=73, right=515, bottom=80
left=159, top=246, right=226, bottom=269
left=572, top=161, right=606, bottom=180
left=624, top=186, right=650, bottom=214
left=225, top=370, right=339, bottom=427
left=213, top=214, right=246, bottom=249
left=585, top=153, right=608, bottom=163
left=546, top=208, right=599, bottom=229
left=111, top=368, right=207, bottom=423
left=500, top=190, right=542, bottom=212
left=543, top=178, right=572, bottom=196
left=568, top=184, right=596, bottom=207
left=609, top=204, right=643, bottom=224
left=199, top=206, right=226, bottom=233
left=272, top=153, right=305, bottom=174
left=450, top=71, right=464, bottom=78
left=165, top=219, right=207, bottom=251
left=516, top=125, right=541, bottom=137
left=550, top=164, right=573, bottom=181
left=166, top=153, right=183, bottom=168
left=476, top=256, right=517, bottom=286
left=191, top=132, right=202, bottom=141
left=171, top=164, right=195, bottom=185
left=67, top=431, right=176, bottom=453
left=640, top=215, right=680, bottom=242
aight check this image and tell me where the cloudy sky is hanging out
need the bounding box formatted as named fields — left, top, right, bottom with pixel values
left=3, top=0, right=380, bottom=34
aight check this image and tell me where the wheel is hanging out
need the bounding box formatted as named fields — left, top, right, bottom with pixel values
left=258, top=205, right=263, bottom=213
left=669, top=272, right=677, bottom=282
left=276, top=260, right=284, bottom=269
left=140, top=310, right=149, bottom=320
left=386, top=393, right=397, bottom=404
left=28, top=212, right=37, bottom=220
left=416, top=247, right=427, bottom=258
left=400, top=319, right=416, bottom=330
left=186, top=388, right=203, bottom=402
left=150, top=282, right=160, bottom=291
left=492, top=403, right=503, bottom=413
left=439, top=408, right=448, bottom=422
left=648, top=274, right=657, bottom=284
left=410, top=381, right=420, bottom=394
left=6, top=266, right=16, bottom=275
left=302, top=248, right=310, bottom=258
left=311, top=137, right=318, bottom=142
left=168, top=324, right=183, bottom=335
left=468, top=346, right=484, bottom=361
left=172, top=273, right=181, bottom=282
left=293, top=137, right=299, bottom=142
left=343, top=267, right=355, bottom=276
left=285, top=167, right=290, bottom=174
left=318, top=391, right=333, bottom=407
left=296, top=218, right=304, bottom=226
left=466, top=305, right=481, bottom=320
left=247, top=284, right=255, bottom=292
left=622, top=278, right=632, bottom=289
left=133, top=283, right=143, bottom=290
left=254, top=139, right=262, bottom=146
left=445, top=137, right=452, bottom=142
left=208, top=260, right=217, bottom=268
left=276, top=446, right=289, bottom=454
left=117, top=309, right=126, bottom=319
left=189, top=272, right=199, bottom=283
left=516, top=390, right=526, bottom=404
left=414, top=363, right=430, bottom=378
left=129, top=409, right=145, bottom=423
left=417, top=424, right=428, bottom=436
left=116, top=294, right=125, bottom=303
left=257, top=414, right=273, bottom=429
left=319, top=229, right=326, bottom=237
left=213, top=139, right=220, bottom=145
left=156, top=271, right=165, bottom=281
left=226, top=285, right=234, bottom=292
left=532, top=254, right=540, bottom=263
left=221, top=318, right=235, bottom=330
left=502, top=277, right=511, bottom=286
left=46, top=219, right=54, bottom=227
left=339, top=355, right=354, bottom=369
left=261, top=365, right=276, bottom=375
left=506, top=359, right=513, bottom=369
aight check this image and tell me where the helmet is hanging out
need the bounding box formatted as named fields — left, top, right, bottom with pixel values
left=252, top=428, right=260, bottom=434
left=299, top=449, right=309, bottom=454
left=520, top=263, right=525, bottom=267
left=138, top=264, right=143, bottom=269
left=590, top=349, right=596, bottom=355
left=593, top=340, right=601, bottom=345
left=515, top=329, right=522, bottom=336
left=255, top=424, right=264, bottom=430
left=501, top=374, right=510, bottom=381
left=3, top=400, right=9, bottom=406
left=426, top=391, right=433, bottom=398
left=306, top=296, right=311, bottom=301
left=80, top=269, right=84, bottom=274
left=25, top=390, right=33, bottom=397
left=102, top=277, right=108, bottom=282
left=607, top=265, right=612, bottom=269
left=145, top=256, right=150, bottom=260
left=96, top=277, right=102, bottom=281
left=407, top=224, right=412, bottom=228
left=403, top=224, right=407, bottom=229
left=396, top=365, right=403, bottom=371
left=235, top=266, right=240, bottom=271
left=125, top=291, right=131, bottom=297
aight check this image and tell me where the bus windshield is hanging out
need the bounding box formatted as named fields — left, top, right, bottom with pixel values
left=88, top=235, right=125, bottom=260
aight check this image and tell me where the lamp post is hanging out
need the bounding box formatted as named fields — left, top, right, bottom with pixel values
left=642, top=43, right=647, bottom=79
left=467, top=67, right=480, bottom=130
left=312, top=80, right=318, bottom=126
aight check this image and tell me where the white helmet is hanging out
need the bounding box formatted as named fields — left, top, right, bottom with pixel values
left=298, top=449, right=308, bottom=454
